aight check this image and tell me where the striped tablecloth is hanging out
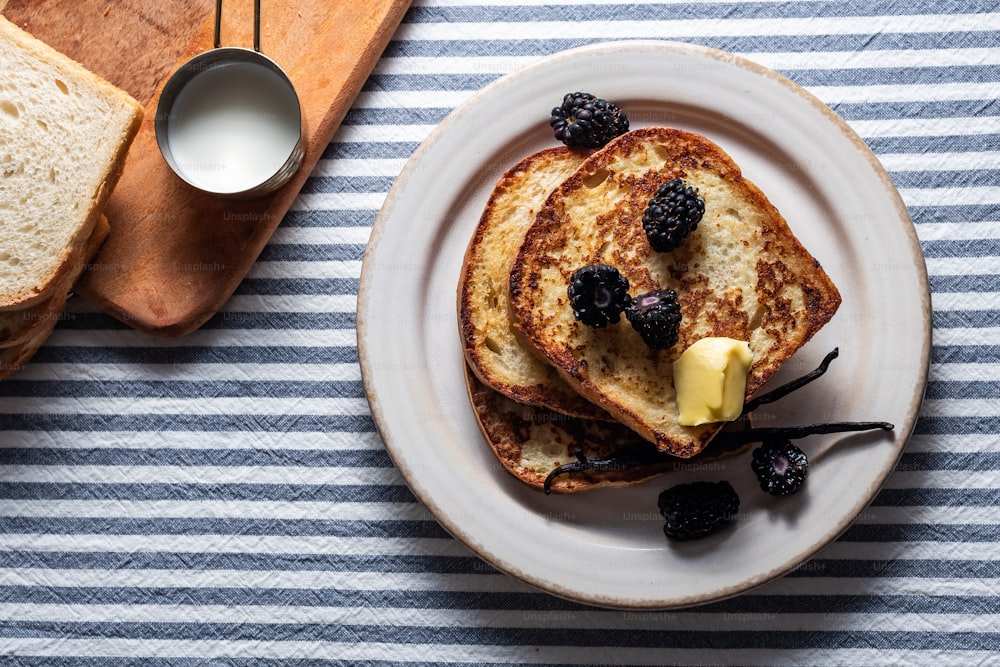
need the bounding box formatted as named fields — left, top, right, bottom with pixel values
left=1, top=1, right=997, bottom=664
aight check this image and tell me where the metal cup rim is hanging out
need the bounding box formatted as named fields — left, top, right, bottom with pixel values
left=154, top=48, right=305, bottom=200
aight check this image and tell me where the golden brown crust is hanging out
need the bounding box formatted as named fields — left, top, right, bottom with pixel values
left=465, top=364, right=672, bottom=493
left=509, top=127, right=841, bottom=458
left=458, top=146, right=608, bottom=419
left=466, top=364, right=751, bottom=493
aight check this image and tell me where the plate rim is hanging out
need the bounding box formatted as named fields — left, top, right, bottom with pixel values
left=357, top=39, right=932, bottom=609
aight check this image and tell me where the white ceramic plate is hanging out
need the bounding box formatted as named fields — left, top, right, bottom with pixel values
left=358, top=41, right=931, bottom=609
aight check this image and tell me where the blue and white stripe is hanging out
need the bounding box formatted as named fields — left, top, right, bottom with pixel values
left=0, top=0, right=998, bottom=664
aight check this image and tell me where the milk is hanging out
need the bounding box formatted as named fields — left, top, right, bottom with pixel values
left=165, top=61, right=301, bottom=194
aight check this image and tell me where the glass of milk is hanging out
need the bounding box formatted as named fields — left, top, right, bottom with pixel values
left=155, top=1, right=304, bottom=199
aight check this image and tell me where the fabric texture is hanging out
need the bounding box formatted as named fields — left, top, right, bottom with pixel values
left=0, top=0, right=997, bottom=664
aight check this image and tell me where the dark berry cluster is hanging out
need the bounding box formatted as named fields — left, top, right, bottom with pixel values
left=642, top=177, right=705, bottom=253
left=624, top=289, right=682, bottom=350
left=657, top=442, right=812, bottom=542
left=550, top=92, right=629, bottom=149
left=655, top=439, right=813, bottom=540
left=567, top=264, right=630, bottom=328
left=568, top=265, right=683, bottom=349
left=751, top=439, right=809, bottom=496
left=658, top=481, right=740, bottom=541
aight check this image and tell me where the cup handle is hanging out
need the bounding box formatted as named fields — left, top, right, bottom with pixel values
left=214, top=0, right=262, bottom=52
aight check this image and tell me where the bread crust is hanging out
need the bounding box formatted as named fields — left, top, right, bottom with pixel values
left=465, top=363, right=673, bottom=493
left=0, top=322, right=56, bottom=381
left=458, top=146, right=608, bottom=419
left=0, top=16, right=143, bottom=310
left=465, top=364, right=751, bottom=493
left=509, top=127, right=841, bottom=458
left=0, top=214, right=110, bottom=347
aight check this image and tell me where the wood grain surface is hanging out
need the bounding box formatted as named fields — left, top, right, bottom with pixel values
left=2, top=0, right=411, bottom=336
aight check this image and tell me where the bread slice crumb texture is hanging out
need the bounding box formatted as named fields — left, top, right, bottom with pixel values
left=509, top=127, right=841, bottom=458
left=0, top=16, right=142, bottom=309
left=459, top=146, right=607, bottom=419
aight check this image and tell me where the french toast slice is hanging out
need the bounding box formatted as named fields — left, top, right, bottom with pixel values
left=459, top=146, right=607, bottom=419
left=509, top=127, right=841, bottom=458
left=465, top=364, right=752, bottom=493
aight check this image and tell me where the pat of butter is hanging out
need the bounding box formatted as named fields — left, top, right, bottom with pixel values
left=674, top=337, right=753, bottom=426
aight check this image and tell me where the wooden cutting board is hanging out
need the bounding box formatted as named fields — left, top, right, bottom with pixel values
left=1, top=0, right=411, bottom=336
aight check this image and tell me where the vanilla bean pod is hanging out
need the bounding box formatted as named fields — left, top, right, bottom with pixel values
left=542, top=348, right=893, bottom=493
left=741, top=347, right=839, bottom=415
left=543, top=444, right=672, bottom=494
left=712, top=420, right=894, bottom=446
left=542, top=420, right=894, bottom=493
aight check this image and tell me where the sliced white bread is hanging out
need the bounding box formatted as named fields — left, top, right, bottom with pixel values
left=0, top=213, right=110, bottom=379
left=0, top=15, right=142, bottom=310
left=0, top=321, right=56, bottom=381
left=0, top=213, right=110, bottom=347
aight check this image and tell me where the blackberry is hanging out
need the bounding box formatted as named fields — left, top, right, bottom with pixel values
left=550, top=92, right=629, bottom=149
left=658, top=480, right=740, bottom=541
left=568, top=264, right=631, bottom=328
left=642, top=177, right=705, bottom=252
left=624, top=289, right=682, bottom=349
left=751, top=439, right=809, bottom=496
